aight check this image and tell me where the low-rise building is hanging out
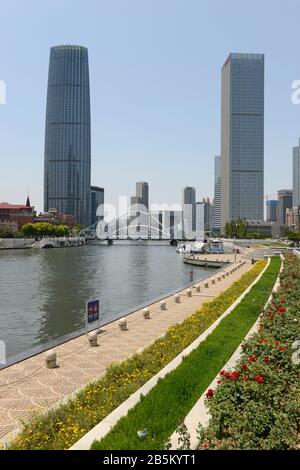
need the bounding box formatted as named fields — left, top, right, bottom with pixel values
left=0, top=198, right=34, bottom=231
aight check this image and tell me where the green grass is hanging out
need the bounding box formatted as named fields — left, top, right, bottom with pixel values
left=92, top=256, right=281, bottom=450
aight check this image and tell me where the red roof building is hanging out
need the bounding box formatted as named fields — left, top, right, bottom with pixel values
left=0, top=200, right=34, bottom=231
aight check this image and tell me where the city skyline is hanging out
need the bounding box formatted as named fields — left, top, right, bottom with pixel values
left=1, top=1, right=300, bottom=214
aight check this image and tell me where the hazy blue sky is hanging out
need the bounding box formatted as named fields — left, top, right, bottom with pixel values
left=1, top=0, right=300, bottom=213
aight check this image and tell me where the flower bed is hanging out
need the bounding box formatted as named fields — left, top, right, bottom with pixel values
left=7, top=260, right=265, bottom=450
left=199, top=253, right=300, bottom=450
left=91, top=257, right=280, bottom=450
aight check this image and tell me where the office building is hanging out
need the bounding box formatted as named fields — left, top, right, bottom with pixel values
left=213, top=155, right=221, bottom=231
left=277, top=189, right=293, bottom=225
left=196, top=198, right=213, bottom=240
left=44, top=45, right=91, bottom=226
left=90, top=186, right=104, bottom=225
left=220, top=53, right=264, bottom=229
left=266, top=199, right=278, bottom=223
left=183, top=186, right=196, bottom=236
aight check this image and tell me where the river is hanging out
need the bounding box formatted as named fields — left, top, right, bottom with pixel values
left=0, top=242, right=215, bottom=361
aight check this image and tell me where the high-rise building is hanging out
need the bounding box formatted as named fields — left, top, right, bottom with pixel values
left=196, top=198, right=213, bottom=240
left=90, top=186, right=104, bottom=225
left=183, top=186, right=196, bottom=235
left=44, top=45, right=91, bottom=227
left=266, top=199, right=278, bottom=222
left=135, top=181, right=149, bottom=210
left=220, top=53, right=264, bottom=229
left=277, top=189, right=293, bottom=225
left=213, top=156, right=221, bottom=231
left=293, top=140, right=300, bottom=207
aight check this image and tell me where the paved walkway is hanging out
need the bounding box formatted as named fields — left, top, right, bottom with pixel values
left=0, top=254, right=251, bottom=441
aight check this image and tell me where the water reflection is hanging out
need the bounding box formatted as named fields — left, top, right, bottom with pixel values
left=0, top=244, right=215, bottom=358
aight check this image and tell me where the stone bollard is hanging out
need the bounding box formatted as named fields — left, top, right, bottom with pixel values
left=119, top=317, right=128, bottom=331
left=196, top=285, right=201, bottom=292
left=204, top=281, right=209, bottom=288
left=143, top=308, right=150, bottom=319
left=222, top=273, right=226, bottom=279
left=45, top=350, right=57, bottom=369
left=217, top=275, right=221, bottom=281
left=211, top=278, right=216, bottom=284
left=186, top=288, right=192, bottom=297
left=160, top=300, right=167, bottom=310
left=174, top=294, right=180, bottom=303
left=88, top=331, right=98, bottom=347
left=226, top=271, right=229, bottom=276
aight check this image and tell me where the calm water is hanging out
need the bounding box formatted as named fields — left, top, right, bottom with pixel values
left=0, top=243, right=215, bottom=360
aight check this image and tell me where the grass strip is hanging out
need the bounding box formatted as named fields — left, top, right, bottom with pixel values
left=92, top=256, right=281, bottom=450
left=8, top=259, right=265, bottom=450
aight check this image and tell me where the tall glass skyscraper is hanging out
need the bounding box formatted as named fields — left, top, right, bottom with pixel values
left=293, top=139, right=300, bottom=207
left=44, top=45, right=91, bottom=227
left=220, top=53, right=264, bottom=229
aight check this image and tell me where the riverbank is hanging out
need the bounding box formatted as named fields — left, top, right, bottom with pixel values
left=0, top=255, right=251, bottom=445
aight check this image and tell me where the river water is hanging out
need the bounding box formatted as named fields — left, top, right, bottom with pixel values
left=0, top=242, right=215, bottom=361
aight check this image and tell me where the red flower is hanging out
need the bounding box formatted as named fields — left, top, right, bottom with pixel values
left=249, top=355, right=257, bottom=362
left=277, top=346, right=286, bottom=351
left=277, top=307, right=286, bottom=313
left=217, top=379, right=222, bottom=384
left=274, top=339, right=280, bottom=344
left=254, top=375, right=265, bottom=383
left=206, top=389, right=214, bottom=398
left=219, top=370, right=225, bottom=376
left=203, top=442, right=209, bottom=449
left=241, top=363, right=248, bottom=370
left=242, top=375, right=249, bottom=381
left=263, top=356, right=270, bottom=364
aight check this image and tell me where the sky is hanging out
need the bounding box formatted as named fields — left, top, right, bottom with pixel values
left=0, top=0, right=300, bottom=213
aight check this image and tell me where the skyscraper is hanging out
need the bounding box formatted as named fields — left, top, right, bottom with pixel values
left=266, top=199, right=278, bottom=222
left=183, top=186, right=196, bottom=236
left=220, top=53, right=264, bottom=229
left=213, top=155, right=221, bottom=232
left=277, top=189, right=293, bottom=225
left=135, top=181, right=149, bottom=210
left=90, top=186, right=104, bottom=225
left=293, top=140, right=300, bottom=207
left=44, top=45, right=91, bottom=227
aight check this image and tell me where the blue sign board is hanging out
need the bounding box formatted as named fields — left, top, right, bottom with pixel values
left=86, top=299, right=100, bottom=324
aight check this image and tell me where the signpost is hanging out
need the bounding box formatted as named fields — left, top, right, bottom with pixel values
left=189, top=269, right=193, bottom=286
left=86, top=298, right=100, bottom=333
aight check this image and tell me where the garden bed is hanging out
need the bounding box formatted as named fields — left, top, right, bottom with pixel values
left=199, top=253, right=300, bottom=450
left=7, top=260, right=265, bottom=450
left=91, top=257, right=280, bottom=450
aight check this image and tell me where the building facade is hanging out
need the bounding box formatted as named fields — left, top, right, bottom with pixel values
left=213, top=155, right=221, bottom=232
left=220, top=53, right=264, bottom=229
left=293, top=140, right=300, bottom=207
left=0, top=199, right=34, bottom=231
left=90, top=186, right=104, bottom=225
left=44, top=45, right=91, bottom=227
left=266, top=199, right=278, bottom=222
left=196, top=198, right=213, bottom=240
left=183, top=186, right=196, bottom=236
left=277, top=189, right=293, bottom=225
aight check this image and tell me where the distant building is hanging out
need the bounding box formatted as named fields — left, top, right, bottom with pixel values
left=277, top=190, right=293, bottom=225
left=196, top=198, right=213, bottom=240
left=220, top=53, right=264, bottom=229
left=286, top=206, right=300, bottom=231
left=0, top=198, right=34, bottom=231
left=266, top=199, right=278, bottom=222
left=34, top=208, right=76, bottom=227
left=293, top=140, right=300, bottom=207
left=135, top=181, right=149, bottom=210
left=90, top=186, right=104, bottom=225
left=213, top=156, right=221, bottom=232
left=183, top=186, right=196, bottom=236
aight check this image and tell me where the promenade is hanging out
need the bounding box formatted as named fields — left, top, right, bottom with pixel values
left=0, top=253, right=250, bottom=442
